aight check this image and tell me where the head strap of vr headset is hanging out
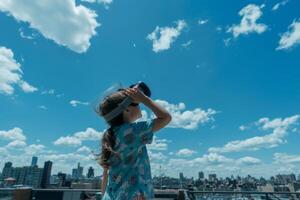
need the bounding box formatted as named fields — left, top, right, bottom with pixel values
left=103, top=96, right=133, bottom=122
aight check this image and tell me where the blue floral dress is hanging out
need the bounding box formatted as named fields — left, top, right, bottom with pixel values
left=101, top=119, right=155, bottom=200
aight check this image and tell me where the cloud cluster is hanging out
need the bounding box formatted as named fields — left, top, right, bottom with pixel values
left=277, top=19, right=300, bottom=50
left=0, top=127, right=101, bottom=175
left=147, top=20, right=187, bottom=52
left=227, top=4, right=267, bottom=38
left=54, top=128, right=103, bottom=147
left=147, top=136, right=170, bottom=151
left=274, top=153, right=300, bottom=164
left=175, top=148, right=196, bottom=157
left=0, top=46, right=37, bottom=95
left=0, top=0, right=99, bottom=53
left=154, top=99, right=217, bottom=130
left=70, top=100, right=90, bottom=107
left=209, top=115, right=300, bottom=153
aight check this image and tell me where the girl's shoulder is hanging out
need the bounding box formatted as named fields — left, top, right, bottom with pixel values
left=113, top=119, right=154, bottom=137
left=129, top=119, right=154, bottom=132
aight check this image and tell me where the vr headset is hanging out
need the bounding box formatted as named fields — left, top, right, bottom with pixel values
left=102, top=81, right=151, bottom=122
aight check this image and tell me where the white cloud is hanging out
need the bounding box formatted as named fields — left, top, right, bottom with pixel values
left=154, top=99, right=217, bottom=130
left=54, top=128, right=103, bottom=147
left=38, top=105, right=47, bottom=110
left=181, top=40, right=192, bottom=49
left=147, top=136, right=170, bottom=151
left=272, top=0, right=289, bottom=11
left=0, top=127, right=26, bottom=141
left=147, top=20, right=187, bottom=53
left=77, top=146, right=92, bottom=153
left=19, top=80, right=38, bottom=93
left=176, top=148, right=196, bottom=157
left=198, top=19, right=208, bottom=25
left=239, top=125, right=248, bottom=131
left=24, top=144, right=47, bottom=155
left=0, top=0, right=99, bottom=53
left=209, top=115, right=300, bottom=153
left=82, top=0, right=113, bottom=9
left=41, top=89, right=55, bottom=95
left=0, top=46, right=37, bottom=95
left=70, top=100, right=90, bottom=107
left=237, top=156, right=261, bottom=165
left=6, top=140, right=27, bottom=148
left=54, top=136, right=82, bottom=147
left=73, top=128, right=103, bottom=140
left=148, top=150, right=167, bottom=162
left=19, top=28, right=35, bottom=40
left=216, top=26, right=223, bottom=32
left=274, top=153, right=300, bottom=164
left=227, top=4, right=267, bottom=38
left=276, top=19, right=300, bottom=50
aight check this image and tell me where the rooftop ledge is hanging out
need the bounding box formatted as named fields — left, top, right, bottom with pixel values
left=1, top=188, right=300, bottom=200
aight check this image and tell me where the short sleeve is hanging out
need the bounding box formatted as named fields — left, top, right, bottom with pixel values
left=132, top=119, right=154, bottom=145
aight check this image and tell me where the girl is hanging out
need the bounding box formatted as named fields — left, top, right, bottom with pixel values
left=97, top=86, right=172, bottom=200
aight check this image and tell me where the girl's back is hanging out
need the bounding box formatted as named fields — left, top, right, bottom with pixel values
left=102, top=119, right=155, bottom=200
left=98, top=86, right=172, bottom=200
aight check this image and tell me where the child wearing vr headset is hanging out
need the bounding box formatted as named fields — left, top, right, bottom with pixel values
left=97, top=82, right=172, bottom=200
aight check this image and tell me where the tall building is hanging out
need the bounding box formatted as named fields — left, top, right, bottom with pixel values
left=1, top=161, right=43, bottom=188
left=298, top=174, right=300, bottom=181
left=72, top=163, right=83, bottom=180
left=276, top=174, right=296, bottom=184
left=87, top=166, right=94, bottom=179
left=198, top=171, right=204, bottom=180
left=57, top=172, right=67, bottom=187
left=41, top=161, right=52, bottom=188
left=179, top=172, right=184, bottom=181
left=1, top=162, right=13, bottom=179
left=209, top=174, right=217, bottom=182
left=31, top=156, right=38, bottom=166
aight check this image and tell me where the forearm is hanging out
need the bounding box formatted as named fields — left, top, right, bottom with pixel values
left=142, top=96, right=171, bottom=119
left=101, top=170, right=108, bottom=193
left=101, top=178, right=107, bottom=193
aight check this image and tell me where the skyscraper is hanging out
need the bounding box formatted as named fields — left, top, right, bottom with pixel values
left=41, top=161, right=52, bottom=188
left=209, top=174, right=217, bottom=182
left=87, top=166, right=94, bottom=178
left=1, top=162, right=13, bottom=179
left=72, top=162, right=83, bottom=179
left=1, top=161, right=43, bottom=188
left=198, top=171, right=204, bottom=180
left=179, top=172, right=184, bottom=181
left=31, top=156, right=38, bottom=166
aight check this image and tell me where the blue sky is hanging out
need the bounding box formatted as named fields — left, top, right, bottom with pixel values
left=0, top=0, right=300, bottom=178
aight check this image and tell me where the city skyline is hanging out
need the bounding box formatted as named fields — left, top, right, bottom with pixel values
left=2, top=157, right=300, bottom=181
left=1, top=0, right=300, bottom=178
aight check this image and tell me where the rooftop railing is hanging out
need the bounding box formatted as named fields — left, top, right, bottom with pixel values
left=0, top=188, right=186, bottom=200
left=187, top=191, right=300, bottom=200
left=2, top=188, right=300, bottom=200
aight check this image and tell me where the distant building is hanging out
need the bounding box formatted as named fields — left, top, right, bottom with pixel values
left=31, top=156, right=38, bottom=166
left=1, top=162, right=13, bottom=179
left=72, top=163, right=83, bottom=180
left=276, top=174, right=296, bottom=184
left=179, top=172, right=184, bottom=181
left=41, top=161, right=52, bottom=188
left=198, top=171, right=204, bottom=180
left=208, top=174, right=217, bottom=182
left=57, top=172, right=67, bottom=187
left=1, top=161, right=43, bottom=188
left=297, top=174, right=300, bottom=181
left=87, top=167, right=94, bottom=179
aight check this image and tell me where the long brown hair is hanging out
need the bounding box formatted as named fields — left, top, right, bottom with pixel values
left=95, top=89, right=128, bottom=169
